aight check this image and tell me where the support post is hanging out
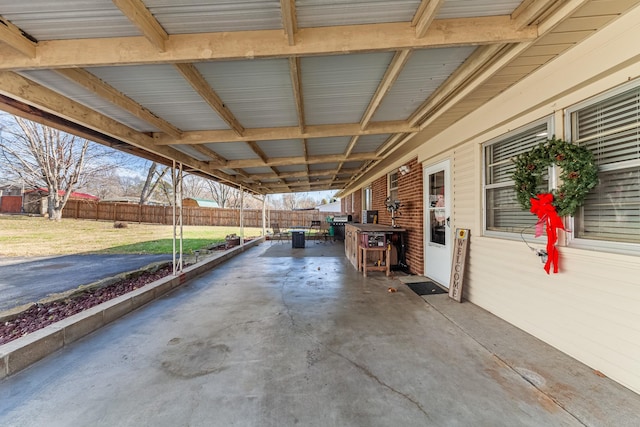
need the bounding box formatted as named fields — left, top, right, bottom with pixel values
left=172, top=161, right=183, bottom=275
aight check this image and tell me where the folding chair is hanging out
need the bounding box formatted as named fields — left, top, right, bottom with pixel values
left=271, top=223, right=289, bottom=244
left=308, top=220, right=321, bottom=242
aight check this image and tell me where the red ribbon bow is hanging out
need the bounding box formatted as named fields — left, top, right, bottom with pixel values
left=530, top=193, right=565, bottom=274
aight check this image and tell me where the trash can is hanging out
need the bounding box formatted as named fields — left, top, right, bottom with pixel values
left=291, top=230, right=305, bottom=248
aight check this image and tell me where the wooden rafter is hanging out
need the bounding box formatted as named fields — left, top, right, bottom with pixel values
left=279, top=0, right=297, bottom=46
left=251, top=168, right=360, bottom=181
left=54, top=68, right=182, bottom=138
left=511, top=0, right=560, bottom=30
left=154, top=121, right=416, bottom=145
left=246, top=141, right=269, bottom=164
left=112, top=0, right=168, bottom=51
left=0, top=15, right=36, bottom=58
left=0, top=17, right=538, bottom=70
left=244, top=140, right=289, bottom=188
left=219, top=152, right=378, bottom=170
left=408, top=43, right=508, bottom=127
left=376, top=133, right=409, bottom=157
left=360, top=49, right=412, bottom=128
left=174, top=63, right=245, bottom=136
left=189, top=144, right=228, bottom=165
left=289, top=57, right=305, bottom=133
left=272, top=178, right=348, bottom=189
left=0, top=71, right=261, bottom=193
left=331, top=46, right=409, bottom=185
left=412, top=0, right=446, bottom=38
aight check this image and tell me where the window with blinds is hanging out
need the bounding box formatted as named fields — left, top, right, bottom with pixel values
left=569, top=83, right=640, bottom=244
left=484, top=120, right=552, bottom=234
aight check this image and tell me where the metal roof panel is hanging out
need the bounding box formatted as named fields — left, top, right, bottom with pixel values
left=204, top=142, right=260, bottom=161
left=18, top=70, right=160, bottom=133
left=351, top=134, right=390, bottom=153
left=303, top=52, right=394, bottom=125
left=89, top=65, right=230, bottom=131
left=195, top=59, right=299, bottom=129
left=437, top=0, right=522, bottom=19
left=297, top=0, right=421, bottom=27
left=307, top=137, right=350, bottom=156
left=145, top=0, right=283, bottom=33
left=0, top=0, right=140, bottom=40
left=373, top=46, right=476, bottom=121
left=256, top=139, right=305, bottom=158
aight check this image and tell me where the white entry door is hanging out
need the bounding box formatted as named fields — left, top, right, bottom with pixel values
left=424, top=160, right=451, bottom=287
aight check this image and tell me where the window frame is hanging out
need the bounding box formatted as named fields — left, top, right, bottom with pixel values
left=564, top=79, right=640, bottom=255
left=388, top=171, right=399, bottom=202
left=482, top=117, right=554, bottom=239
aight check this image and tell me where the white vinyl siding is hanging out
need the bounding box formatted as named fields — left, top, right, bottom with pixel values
left=569, top=82, right=640, bottom=245
left=483, top=120, right=552, bottom=234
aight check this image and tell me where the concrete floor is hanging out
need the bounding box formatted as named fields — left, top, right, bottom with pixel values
left=1, top=241, right=639, bottom=426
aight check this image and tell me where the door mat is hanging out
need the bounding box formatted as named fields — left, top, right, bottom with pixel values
left=406, top=281, right=447, bottom=296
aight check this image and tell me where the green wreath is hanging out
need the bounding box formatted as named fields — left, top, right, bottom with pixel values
left=512, top=137, right=598, bottom=217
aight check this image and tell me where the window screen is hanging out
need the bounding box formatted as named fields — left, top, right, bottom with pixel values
left=570, top=84, right=640, bottom=243
left=484, top=121, right=551, bottom=233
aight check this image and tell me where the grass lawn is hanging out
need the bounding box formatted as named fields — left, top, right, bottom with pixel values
left=0, top=215, right=264, bottom=256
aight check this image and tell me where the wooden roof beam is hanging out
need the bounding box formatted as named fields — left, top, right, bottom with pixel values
left=250, top=168, right=360, bottom=180
left=154, top=121, right=416, bottom=145
left=112, top=0, right=168, bottom=51
left=0, top=15, right=36, bottom=58
left=174, top=63, right=245, bottom=136
left=0, top=17, right=538, bottom=70
left=220, top=152, right=378, bottom=169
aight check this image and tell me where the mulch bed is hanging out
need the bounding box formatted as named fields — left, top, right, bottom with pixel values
left=0, top=265, right=175, bottom=346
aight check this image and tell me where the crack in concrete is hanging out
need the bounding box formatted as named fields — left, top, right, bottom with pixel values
left=278, top=268, right=431, bottom=421
left=280, top=269, right=298, bottom=329
left=325, top=346, right=432, bottom=420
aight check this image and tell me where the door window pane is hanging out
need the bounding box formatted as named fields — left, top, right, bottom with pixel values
left=429, top=170, right=446, bottom=245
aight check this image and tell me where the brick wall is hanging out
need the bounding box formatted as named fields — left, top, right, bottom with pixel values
left=371, top=158, right=424, bottom=275
left=341, top=190, right=362, bottom=223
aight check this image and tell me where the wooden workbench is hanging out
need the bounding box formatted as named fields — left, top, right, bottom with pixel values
left=344, top=223, right=406, bottom=276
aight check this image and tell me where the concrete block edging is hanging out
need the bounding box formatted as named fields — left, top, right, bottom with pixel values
left=0, top=238, right=264, bottom=379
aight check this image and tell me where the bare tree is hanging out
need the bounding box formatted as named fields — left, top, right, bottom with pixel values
left=205, top=180, right=240, bottom=208
left=0, top=116, right=111, bottom=220
left=139, top=161, right=170, bottom=204
left=181, top=174, right=210, bottom=199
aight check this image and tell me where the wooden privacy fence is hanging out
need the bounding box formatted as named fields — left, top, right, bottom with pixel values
left=62, top=200, right=330, bottom=229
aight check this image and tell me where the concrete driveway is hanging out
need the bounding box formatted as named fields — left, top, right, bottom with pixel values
left=1, top=242, right=638, bottom=426
left=0, top=254, right=172, bottom=311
